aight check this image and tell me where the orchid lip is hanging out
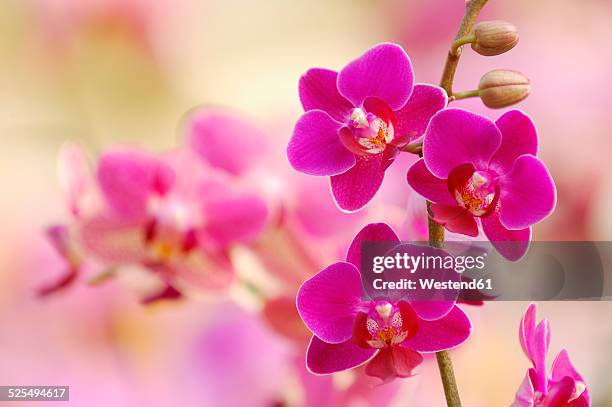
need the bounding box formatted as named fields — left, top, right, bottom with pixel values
left=448, top=164, right=500, bottom=217
left=342, top=108, right=394, bottom=155
left=361, top=301, right=411, bottom=349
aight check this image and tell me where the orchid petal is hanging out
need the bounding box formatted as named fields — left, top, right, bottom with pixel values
left=407, top=159, right=455, bottom=205
left=338, top=43, right=414, bottom=111
left=287, top=110, right=355, bottom=176
left=489, top=110, right=538, bottom=175
left=365, top=346, right=423, bottom=383
left=481, top=211, right=531, bottom=261
left=423, top=108, right=501, bottom=179
left=188, top=109, right=268, bottom=176
left=331, top=153, right=386, bottom=212
left=306, top=336, right=376, bottom=374
left=401, top=305, right=472, bottom=352
left=430, top=203, right=479, bottom=237
left=346, top=223, right=400, bottom=269
left=498, top=154, right=556, bottom=229
left=394, top=84, right=447, bottom=142
left=297, top=262, right=363, bottom=343
left=299, top=68, right=354, bottom=122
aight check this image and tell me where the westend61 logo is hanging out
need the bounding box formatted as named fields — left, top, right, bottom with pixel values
left=361, top=241, right=610, bottom=301
left=369, top=250, right=492, bottom=292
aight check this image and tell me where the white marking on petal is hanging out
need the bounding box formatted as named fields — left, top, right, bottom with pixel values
left=376, top=303, right=393, bottom=320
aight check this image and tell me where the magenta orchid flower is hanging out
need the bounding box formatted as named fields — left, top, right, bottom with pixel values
left=296, top=223, right=471, bottom=382
left=47, top=109, right=270, bottom=302
left=512, top=304, right=590, bottom=407
left=287, top=43, right=447, bottom=212
left=407, top=108, right=556, bottom=261
left=80, top=147, right=268, bottom=301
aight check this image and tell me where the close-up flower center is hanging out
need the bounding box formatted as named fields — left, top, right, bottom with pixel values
left=345, top=108, right=394, bottom=155
left=144, top=197, right=199, bottom=263
left=364, top=301, right=410, bottom=348
left=448, top=164, right=499, bottom=217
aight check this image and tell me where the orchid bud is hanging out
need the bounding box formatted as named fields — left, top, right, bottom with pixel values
left=478, top=70, right=530, bottom=108
left=471, top=21, right=518, bottom=56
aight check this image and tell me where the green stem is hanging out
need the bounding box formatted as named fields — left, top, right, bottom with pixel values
left=439, top=0, right=490, bottom=98
left=433, top=1, right=489, bottom=406
left=451, top=89, right=480, bottom=101
left=436, top=351, right=462, bottom=407
left=451, top=35, right=477, bottom=56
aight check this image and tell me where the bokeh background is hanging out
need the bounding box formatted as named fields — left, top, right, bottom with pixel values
left=1, top=0, right=611, bottom=405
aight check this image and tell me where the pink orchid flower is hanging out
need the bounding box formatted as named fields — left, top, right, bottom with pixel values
left=296, top=223, right=472, bottom=382
left=287, top=43, right=447, bottom=212
left=407, top=108, right=557, bottom=261
left=512, top=304, right=590, bottom=407
left=48, top=110, right=269, bottom=302
left=33, top=0, right=168, bottom=53
left=82, top=147, right=267, bottom=300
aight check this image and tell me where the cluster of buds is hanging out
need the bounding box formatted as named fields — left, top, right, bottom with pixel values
left=452, top=20, right=529, bottom=108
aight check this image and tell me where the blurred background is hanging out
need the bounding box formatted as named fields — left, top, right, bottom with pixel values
left=1, top=0, right=611, bottom=405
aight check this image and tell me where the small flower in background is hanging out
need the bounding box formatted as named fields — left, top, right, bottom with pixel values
left=407, top=108, right=556, bottom=261
left=189, top=303, right=402, bottom=407
left=188, top=303, right=293, bottom=407
left=512, top=304, right=590, bottom=407
left=287, top=43, right=447, bottom=212
left=296, top=223, right=471, bottom=382
left=298, top=362, right=401, bottom=407
left=186, top=107, right=270, bottom=179
left=30, top=0, right=166, bottom=54
left=81, top=147, right=268, bottom=300
left=385, top=0, right=500, bottom=56
left=42, top=109, right=270, bottom=302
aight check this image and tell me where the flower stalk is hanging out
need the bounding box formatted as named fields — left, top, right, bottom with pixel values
left=433, top=1, right=489, bottom=406
left=439, top=0, right=490, bottom=98
left=450, top=89, right=479, bottom=101
left=450, top=35, right=476, bottom=56
left=436, top=351, right=462, bottom=407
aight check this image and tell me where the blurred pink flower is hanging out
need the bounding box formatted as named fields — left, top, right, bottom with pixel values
left=188, top=303, right=292, bottom=407
left=298, top=361, right=401, bottom=407
left=45, top=109, right=270, bottom=301
left=253, top=175, right=367, bottom=290
left=296, top=223, right=471, bottom=382
left=408, top=108, right=556, bottom=260
left=83, top=148, right=266, bottom=300
left=186, top=108, right=270, bottom=177
left=385, top=0, right=499, bottom=55
left=512, top=304, right=590, bottom=407
left=287, top=43, right=447, bottom=212
left=30, top=0, right=168, bottom=53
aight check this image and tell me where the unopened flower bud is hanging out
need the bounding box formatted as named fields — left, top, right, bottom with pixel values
left=471, top=21, right=518, bottom=56
left=478, top=70, right=530, bottom=108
